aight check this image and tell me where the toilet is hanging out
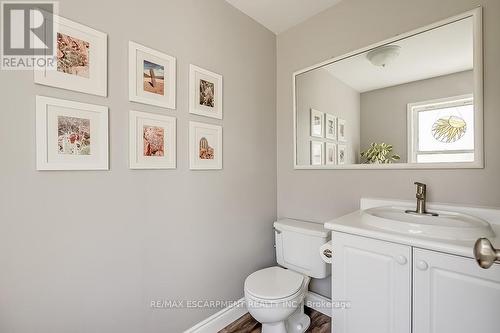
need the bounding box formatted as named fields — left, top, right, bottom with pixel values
left=244, top=219, right=330, bottom=333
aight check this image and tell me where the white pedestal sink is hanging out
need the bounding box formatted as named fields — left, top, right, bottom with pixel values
left=362, top=206, right=496, bottom=241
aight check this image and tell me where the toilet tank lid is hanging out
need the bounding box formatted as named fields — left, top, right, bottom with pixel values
left=274, top=219, right=329, bottom=237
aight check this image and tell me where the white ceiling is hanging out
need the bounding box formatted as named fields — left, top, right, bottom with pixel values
left=324, top=17, right=474, bottom=92
left=225, top=0, right=343, bottom=34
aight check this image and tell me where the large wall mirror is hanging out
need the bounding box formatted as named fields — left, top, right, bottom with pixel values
left=293, top=8, right=483, bottom=169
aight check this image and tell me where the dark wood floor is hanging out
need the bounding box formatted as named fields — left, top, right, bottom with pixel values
left=219, top=307, right=330, bottom=333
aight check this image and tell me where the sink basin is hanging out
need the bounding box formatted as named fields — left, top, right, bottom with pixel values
left=362, top=206, right=495, bottom=241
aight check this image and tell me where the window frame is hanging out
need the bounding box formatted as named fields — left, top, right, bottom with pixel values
left=407, top=94, right=474, bottom=164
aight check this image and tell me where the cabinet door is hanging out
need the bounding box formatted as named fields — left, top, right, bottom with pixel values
left=332, top=232, right=411, bottom=333
left=413, top=248, right=500, bottom=333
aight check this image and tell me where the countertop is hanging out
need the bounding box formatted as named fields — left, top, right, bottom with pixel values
left=324, top=198, right=500, bottom=259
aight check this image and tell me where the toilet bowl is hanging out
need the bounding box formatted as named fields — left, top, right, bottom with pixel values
left=244, top=266, right=311, bottom=333
left=244, top=219, right=331, bottom=333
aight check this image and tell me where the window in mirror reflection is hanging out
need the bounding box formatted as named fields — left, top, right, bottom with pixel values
left=408, top=95, right=474, bottom=163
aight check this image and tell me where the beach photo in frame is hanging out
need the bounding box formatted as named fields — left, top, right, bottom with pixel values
left=129, top=111, right=176, bottom=169
left=129, top=41, right=176, bottom=109
left=36, top=96, right=108, bottom=170
left=34, top=15, right=107, bottom=96
left=189, top=65, right=223, bottom=119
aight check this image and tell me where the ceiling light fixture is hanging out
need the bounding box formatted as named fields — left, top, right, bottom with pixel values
left=366, top=45, right=401, bottom=67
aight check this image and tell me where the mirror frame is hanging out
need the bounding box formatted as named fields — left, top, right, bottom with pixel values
left=293, top=7, right=483, bottom=170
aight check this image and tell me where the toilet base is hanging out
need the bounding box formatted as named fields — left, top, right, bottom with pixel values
left=261, top=302, right=310, bottom=333
left=261, top=321, right=286, bottom=333
left=286, top=303, right=310, bottom=333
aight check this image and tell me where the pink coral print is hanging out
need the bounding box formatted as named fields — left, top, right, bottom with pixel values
left=143, top=126, right=165, bottom=156
left=57, top=32, right=90, bottom=78
left=58, top=116, right=91, bottom=155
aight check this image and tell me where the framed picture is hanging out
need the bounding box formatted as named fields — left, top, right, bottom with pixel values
left=189, top=65, right=223, bottom=119
left=129, top=41, right=176, bottom=109
left=189, top=122, right=222, bottom=170
left=337, top=144, right=347, bottom=165
left=310, top=109, right=324, bottom=138
left=36, top=96, right=108, bottom=170
left=325, top=142, right=337, bottom=165
left=129, top=111, right=176, bottom=169
left=34, top=15, right=107, bottom=96
left=337, top=118, right=347, bottom=141
left=310, top=140, right=324, bottom=165
left=325, top=114, right=337, bottom=140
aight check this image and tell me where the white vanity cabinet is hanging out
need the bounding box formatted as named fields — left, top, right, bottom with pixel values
left=413, top=248, right=500, bottom=333
left=332, top=231, right=500, bottom=333
left=332, top=232, right=411, bottom=333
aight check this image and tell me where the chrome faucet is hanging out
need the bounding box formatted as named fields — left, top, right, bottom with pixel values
left=405, top=182, right=439, bottom=216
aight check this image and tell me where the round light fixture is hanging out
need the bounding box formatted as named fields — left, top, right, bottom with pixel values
left=366, top=45, right=401, bottom=67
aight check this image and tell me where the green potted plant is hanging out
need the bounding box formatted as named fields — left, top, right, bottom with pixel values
left=360, top=143, right=401, bottom=164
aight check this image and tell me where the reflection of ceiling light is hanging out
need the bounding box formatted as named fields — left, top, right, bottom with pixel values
left=366, top=45, right=401, bottom=67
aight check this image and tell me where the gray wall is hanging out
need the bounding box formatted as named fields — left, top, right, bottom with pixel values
left=296, top=68, right=360, bottom=165
left=0, top=1, right=276, bottom=332
left=360, top=70, right=474, bottom=163
left=277, top=0, right=500, bottom=297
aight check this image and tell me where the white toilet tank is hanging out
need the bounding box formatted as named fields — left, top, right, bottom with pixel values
left=274, top=219, right=331, bottom=279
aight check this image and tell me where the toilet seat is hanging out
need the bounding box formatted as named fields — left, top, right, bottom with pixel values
left=245, top=266, right=305, bottom=301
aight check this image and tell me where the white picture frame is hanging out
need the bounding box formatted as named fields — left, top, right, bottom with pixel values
left=36, top=96, right=108, bottom=170
left=310, top=109, right=324, bottom=138
left=129, top=111, right=176, bottom=169
left=189, top=121, right=223, bottom=170
left=189, top=65, right=223, bottom=119
left=310, top=140, right=324, bottom=165
left=129, top=41, right=176, bottom=109
left=337, top=144, right=347, bottom=165
left=34, top=15, right=107, bottom=97
left=325, top=142, right=337, bottom=165
left=337, top=118, right=347, bottom=142
left=325, top=114, right=337, bottom=140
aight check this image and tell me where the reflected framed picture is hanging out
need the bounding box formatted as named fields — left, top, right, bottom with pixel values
left=129, top=111, right=176, bottom=169
left=310, top=140, right=324, bottom=165
left=337, top=118, right=347, bottom=141
left=337, top=144, right=347, bottom=165
left=34, top=15, right=107, bottom=96
left=325, top=114, right=337, bottom=140
left=310, top=109, right=324, bottom=138
left=325, top=142, right=337, bottom=165
left=36, top=96, right=108, bottom=170
left=189, top=121, right=222, bottom=170
left=189, top=65, right=223, bottom=119
left=129, top=41, right=176, bottom=109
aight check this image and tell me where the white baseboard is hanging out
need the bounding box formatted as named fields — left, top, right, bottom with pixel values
left=183, top=298, right=247, bottom=333
left=184, top=292, right=331, bottom=332
left=304, top=291, right=332, bottom=317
